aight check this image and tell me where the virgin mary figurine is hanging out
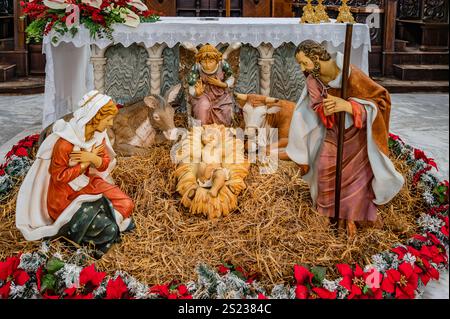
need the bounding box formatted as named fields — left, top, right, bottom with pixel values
left=16, top=91, right=134, bottom=254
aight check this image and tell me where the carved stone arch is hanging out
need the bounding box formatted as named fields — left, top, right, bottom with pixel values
left=104, top=43, right=150, bottom=105
left=270, top=42, right=305, bottom=102
left=235, top=44, right=260, bottom=95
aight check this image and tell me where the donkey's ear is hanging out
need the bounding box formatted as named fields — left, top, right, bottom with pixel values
left=164, top=83, right=182, bottom=105
left=144, top=96, right=159, bottom=110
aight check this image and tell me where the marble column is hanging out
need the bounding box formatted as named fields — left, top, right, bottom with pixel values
left=90, top=44, right=108, bottom=93
left=257, top=43, right=275, bottom=96
left=147, top=43, right=168, bottom=95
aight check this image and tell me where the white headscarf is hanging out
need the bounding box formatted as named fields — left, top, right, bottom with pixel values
left=16, top=91, right=130, bottom=241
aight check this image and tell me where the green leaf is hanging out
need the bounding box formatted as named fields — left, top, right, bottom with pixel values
left=40, top=274, right=57, bottom=293
left=362, top=285, right=369, bottom=295
left=46, top=258, right=65, bottom=274
left=222, top=261, right=233, bottom=269
left=310, top=266, right=327, bottom=286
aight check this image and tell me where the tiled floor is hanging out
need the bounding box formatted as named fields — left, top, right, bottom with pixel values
left=0, top=93, right=448, bottom=298
left=0, top=94, right=44, bottom=146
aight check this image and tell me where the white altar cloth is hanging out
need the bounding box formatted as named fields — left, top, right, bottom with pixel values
left=42, top=17, right=372, bottom=128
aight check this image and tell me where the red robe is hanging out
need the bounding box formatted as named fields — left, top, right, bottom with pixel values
left=47, top=138, right=134, bottom=221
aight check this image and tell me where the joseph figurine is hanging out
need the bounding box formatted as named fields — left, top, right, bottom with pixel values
left=286, top=40, right=404, bottom=237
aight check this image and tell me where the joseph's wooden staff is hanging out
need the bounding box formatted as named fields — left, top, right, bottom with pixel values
left=226, top=0, right=231, bottom=17
left=333, top=23, right=353, bottom=231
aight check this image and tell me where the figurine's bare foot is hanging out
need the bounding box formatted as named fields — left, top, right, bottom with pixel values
left=209, top=188, right=219, bottom=198
left=187, top=186, right=197, bottom=199
left=347, top=221, right=357, bottom=238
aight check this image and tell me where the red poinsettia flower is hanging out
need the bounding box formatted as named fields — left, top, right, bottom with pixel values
left=63, top=286, right=94, bottom=299
left=391, top=245, right=421, bottom=260
left=440, top=216, right=449, bottom=237
left=0, top=254, right=30, bottom=298
left=389, top=133, right=402, bottom=141
left=426, top=232, right=442, bottom=246
left=79, top=264, right=106, bottom=290
left=414, top=149, right=438, bottom=170
left=293, top=265, right=336, bottom=299
left=21, top=140, right=34, bottom=148
left=415, top=257, right=440, bottom=286
left=105, top=276, right=130, bottom=299
left=293, top=265, right=314, bottom=299
left=149, top=284, right=170, bottom=298
left=421, top=245, right=447, bottom=265
left=0, top=282, right=11, bottom=299
left=311, top=287, right=337, bottom=299
left=412, top=234, right=428, bottom=242
left=150, top=283, right=192, bottom=299
left=336, top=264, right=382, bottom=299
left=381, top=262, right=419, bottom=299
left=427, top=204, right=449, bottom=217
left=258, top=293, right=268, bottom=299
left=176, top=284, right=192, bottom=299
left=0, top=168, right=5, bottom=176
left=218, top=265, right=230, bottom=275
left=60, top=264, right=106, bottom=299
left=14, top=147, right=28, bottom=157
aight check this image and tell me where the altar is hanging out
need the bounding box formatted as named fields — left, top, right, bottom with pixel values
left=42, top=17, right=371, bottom=128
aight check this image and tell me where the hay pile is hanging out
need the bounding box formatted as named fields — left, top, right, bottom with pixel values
left=0, top=134, right=425, bottom=290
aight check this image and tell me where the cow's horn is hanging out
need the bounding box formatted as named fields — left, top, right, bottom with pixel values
left=265, top=97, right=279, bottom=103
left=234, top=92, right=248, bottom=101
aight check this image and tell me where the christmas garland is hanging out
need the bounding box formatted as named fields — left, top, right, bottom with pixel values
left=0, top=133, right=448, bottom=299
left=20, top=0, right=160, bottom=44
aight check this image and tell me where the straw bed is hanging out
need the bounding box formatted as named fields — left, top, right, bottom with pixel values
left=0, top=127, right=424, bottom=290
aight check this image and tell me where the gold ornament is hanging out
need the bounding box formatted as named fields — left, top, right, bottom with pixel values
left=315, top=0, right=330, bottom=23
left=300, top=0, right=319, bottom=24
left=336, top=0, right=355, bottom=24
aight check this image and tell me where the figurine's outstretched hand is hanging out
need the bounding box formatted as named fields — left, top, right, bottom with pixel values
left=195, top=80, right=204, bottom=96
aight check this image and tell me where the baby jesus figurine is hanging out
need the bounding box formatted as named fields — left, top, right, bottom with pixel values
left=196, top=125, right=230, bottom=198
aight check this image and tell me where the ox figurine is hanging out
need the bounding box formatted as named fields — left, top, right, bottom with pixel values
left=234, top=93, right=295, bottom=160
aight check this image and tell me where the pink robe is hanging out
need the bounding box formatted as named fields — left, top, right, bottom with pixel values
left=189, top=65, right=233, bottom=126
left=307, top=75, right=377, bottom=222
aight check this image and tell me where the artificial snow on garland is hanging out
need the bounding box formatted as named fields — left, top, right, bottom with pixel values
left=0, top=133, right=448, bottom=299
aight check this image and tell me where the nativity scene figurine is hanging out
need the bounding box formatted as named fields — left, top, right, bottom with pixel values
left=16, top=91, right=135, bottom=255
left=286, top=40, right=404, bottom=237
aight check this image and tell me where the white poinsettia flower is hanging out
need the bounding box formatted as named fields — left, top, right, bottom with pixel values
left=81, top=0, right=102, bottom=9
left=121, top=9, right=140, bottom=28
left=127, top=0, right=148, bottom=12
left=43, top=0, right=68, bottom=9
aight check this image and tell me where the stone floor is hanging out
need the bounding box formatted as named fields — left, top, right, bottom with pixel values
left=390, top=94, right=449, bottom=180
left=0, top=94, right=44, bottom=147
left=0, top=93, right=448, bottom=298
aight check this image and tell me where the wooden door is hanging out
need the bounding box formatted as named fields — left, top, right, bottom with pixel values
left=243, top=0, right=271, bottom=17
left=176, top=0, right=242, bottom=17
left=145, top=0, right=177, bottom=16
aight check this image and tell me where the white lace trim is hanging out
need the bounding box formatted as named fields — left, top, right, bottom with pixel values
left=43, top=17, right=371, bottom=50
